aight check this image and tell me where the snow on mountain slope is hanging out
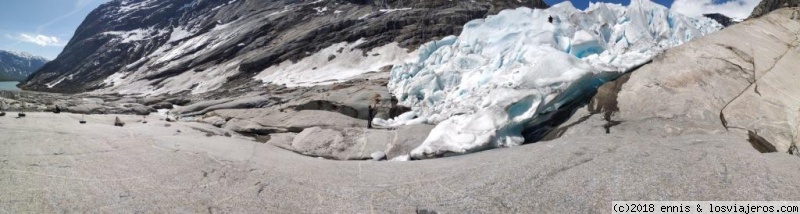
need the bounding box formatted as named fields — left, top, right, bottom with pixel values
left=254, top=40, right=418, bottom=87
left=0, top=50, right=49, bottom=81
left=19, top=0, right=547, bottom=94
left=385, top=0, right=722, bottom=158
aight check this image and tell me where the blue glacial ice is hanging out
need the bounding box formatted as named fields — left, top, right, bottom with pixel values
left=384, top=0, right=722, bottom=158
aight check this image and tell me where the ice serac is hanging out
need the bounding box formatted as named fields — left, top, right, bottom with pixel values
left=387, top=0, right=722, bottom=158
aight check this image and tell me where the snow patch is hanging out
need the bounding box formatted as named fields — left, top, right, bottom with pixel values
left=104, top=27, right=169, bottom=44
left=255, top=39, right=419, bottom=87
left=380, top=7, right=412, bottom=13
left=46, top=77, right=67, bottom=88
left=118, top=0, right=157, bottom=13
left=314, top=7, right=328, bottom=14
left=169, top=27, right=194, bottom=42
left=102, top=72, right=129, bottom=87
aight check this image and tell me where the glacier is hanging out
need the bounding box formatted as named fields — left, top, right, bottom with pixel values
left=385, top=0, right=723, bottom=158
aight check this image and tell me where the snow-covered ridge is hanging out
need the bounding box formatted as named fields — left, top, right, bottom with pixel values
left=0, top=50, right=49, bottom=81
left=1, top=50, right=50, bottom=62
left=386, top=0, right=722, bottom=158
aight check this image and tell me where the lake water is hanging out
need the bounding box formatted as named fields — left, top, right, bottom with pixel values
left=0, top=81, right=20, bottom=91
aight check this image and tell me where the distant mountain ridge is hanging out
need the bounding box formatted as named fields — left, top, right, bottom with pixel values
left=0, top=50, right=49, bottom=81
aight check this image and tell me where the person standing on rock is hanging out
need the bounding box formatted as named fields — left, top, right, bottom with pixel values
left=367, top=93, right=381, bottom=129
left=367, top=105, right=374, bottom=129
left=389, top=94, right=399, bottom=118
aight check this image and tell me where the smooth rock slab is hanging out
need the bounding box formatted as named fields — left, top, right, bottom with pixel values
left=1, top=113, right=799, bottom=213
left=609, top=9, right=800, bottom=152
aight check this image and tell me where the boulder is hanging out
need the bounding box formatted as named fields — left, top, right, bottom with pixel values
left=114, top=117, right=125, bottom=127
left=384, top=125, right=436, bottom=159
left=141, top=96, right=166, bottom=105
left=62, top=104, right=106, bottom=114
left=370, top=151, right=387, bottom=161
left=290, top=127, right=351, bottom=159
left=268, top=123, right=433, bottom=160
left=222, top=118, right=274, bottom=134
left=201, top=116, right=227, bottom=128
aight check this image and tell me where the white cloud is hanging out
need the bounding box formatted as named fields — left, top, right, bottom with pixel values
left=671, top=0, right=761, bottom=20
left=16, top=33, right=64, bottom=46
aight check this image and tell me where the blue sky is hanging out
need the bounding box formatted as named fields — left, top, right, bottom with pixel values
left=0, top=0, right=759, bottom=60
left=0, top=0, right=110, bottom=59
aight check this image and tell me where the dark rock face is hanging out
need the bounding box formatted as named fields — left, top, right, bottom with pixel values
left=748, top=0, right=799, bottom=19
left=20, top=0, right=547, bottom=93
left=0, top=50, right=48, bottom=81
left=703, top=13, right=737, bottom=27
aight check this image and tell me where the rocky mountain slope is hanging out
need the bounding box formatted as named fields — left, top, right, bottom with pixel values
left=749, top=0, right=799, bottom=18
left=0, top=50, right=48, bottom=81
left=19, top=0, right=546, bottom=93
left=704, top=13, right=737, bottom=27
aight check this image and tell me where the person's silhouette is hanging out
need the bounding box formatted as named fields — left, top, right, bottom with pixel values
left=367, top=105, right=374, bottom=129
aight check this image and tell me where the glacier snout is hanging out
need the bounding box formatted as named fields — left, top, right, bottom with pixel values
left=388, top=0, right=723, bottom=159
